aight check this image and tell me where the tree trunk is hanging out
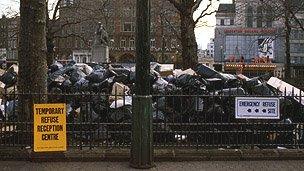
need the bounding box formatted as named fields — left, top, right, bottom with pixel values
left=18, top=0, right=48, bottom=122
left=47, top=36, right=55, bottom=66
left=284, top=0, right=291, bottom=79
left=180, top=12, right=198, bottom=69
left=46, top=6, right=55, bottom=67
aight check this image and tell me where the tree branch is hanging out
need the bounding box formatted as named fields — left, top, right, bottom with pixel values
left=167, top=0, right=182, bottom=11
left=290, top=10, right=304, bottom=32
left=53, top=33, right=89, bottom=46
left=51, top=0, right=62, bottom=21
left=161, top=10, right=181, bottom=41
left=192, top=0, right=203, bottom=12
left=51, top=18, right=92, bottom=35
left=194, top=1, right=216, bottom=24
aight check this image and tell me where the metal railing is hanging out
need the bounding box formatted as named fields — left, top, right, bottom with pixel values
left=0, top=88, right=304, bottom=150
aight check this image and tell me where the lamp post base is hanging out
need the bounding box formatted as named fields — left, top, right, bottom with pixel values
left=130, top=95, right=154, bottom=169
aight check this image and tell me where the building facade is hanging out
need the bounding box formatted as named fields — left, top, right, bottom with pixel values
left=289, top=1, right=304, bottom=78
left=214, top=0, right=304, bottom=79
left=0, top=15, right=8, bottom=57
left=56, top=0, right=180, bottom=63
left=214, top=0, right=285, bottom=64
left=214, top=0, right=286, bottom=77
left=72, top=50, right=92, bottom=63
left=198, top=49, right=214, bottom=69
left=0, top=15, right=19, bottom=61
left=206, top=38, right=214, bottom=58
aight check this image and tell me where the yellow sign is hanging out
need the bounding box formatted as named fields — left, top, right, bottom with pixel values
left=34, top=103, right=67, bottom=152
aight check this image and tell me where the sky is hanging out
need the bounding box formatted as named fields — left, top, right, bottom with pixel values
left=0, top=0, right=232, bottom=49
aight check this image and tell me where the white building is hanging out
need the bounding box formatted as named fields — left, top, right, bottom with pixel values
left=206, top=38, right=215, bottom=58
left=72, top=50, right=92, bottom=63
left=198, top=49, right=214, bottom=69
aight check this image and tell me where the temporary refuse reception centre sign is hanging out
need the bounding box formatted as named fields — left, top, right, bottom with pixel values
left=235, top=97, right=280, bottom=119
left=34, top=103, right=67, bottom=152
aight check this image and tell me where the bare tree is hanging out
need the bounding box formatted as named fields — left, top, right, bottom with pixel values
left=259, top=0, right=304, bottom=79
left=18, top=0, right=48, bottom=121
left=46, top=0, right=89, bottom=65
left=167, top=0, right=218, bottom=69
left=151, top=0, right=180, bottom=63
left=46, top=0, right=114, bottom=63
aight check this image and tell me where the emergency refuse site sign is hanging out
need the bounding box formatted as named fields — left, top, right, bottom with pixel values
left=235, top=97, right=280, bottom=119
left=34, top=104, right=66, bottom=152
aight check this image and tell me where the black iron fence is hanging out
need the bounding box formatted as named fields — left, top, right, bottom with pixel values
left=0, top=88, right=304, bottom=150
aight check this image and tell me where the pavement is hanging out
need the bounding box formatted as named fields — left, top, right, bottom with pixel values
left=1, top=161, right=304, bottom=171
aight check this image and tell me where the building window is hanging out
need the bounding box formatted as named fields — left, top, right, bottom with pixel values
left=291, top=43, right=296, bottom=52
left=301, top=57, right=304, bottom=64
left=82, top=56, right=87, bottom=63
left=293, top=30, right=299, bottom=39
left=123, top=22, right=134, bottom=32
left=123, top=7, right=132, bottom=17
left=291, top=43, right=304, bottom=53
left=225, top=35, right=275, bottom=61
left=171, top=39, right=177, bottom=49
left=299, top=30, right=304, bottom=39
left=132, top=7, right=136, bottom=17
left=266, top=7, right=273, bottom=28
left=257, top=6, right=263, bottom=28
left=151, top=39, right=155, bottom=48
left=120, top=39, right=126, bottom=48
left=129, top=37, right=135, bottom=47
left=220, top=19, right=225, bottom=26
left=292, top=57, right=298, bottom=63
left=80, top=40, right=84, bottom=48
left=62, top=0, right=74, bottom=7
left=230, top=19, right=234, bottom=25
left=246, top=6, right=253, bottom=28
left=301, top=44, right=304, bottom=52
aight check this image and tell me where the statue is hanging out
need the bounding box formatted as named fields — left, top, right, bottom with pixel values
left=92, top=22, right=109, bottom=63
left=95, top=22, right=109, bottom=46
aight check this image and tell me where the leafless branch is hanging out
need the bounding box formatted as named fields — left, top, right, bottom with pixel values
left=192, top=0, right=204, bottom=12
left=162, top=12, right=181, bottom=41
left=290, top=10, right=304, bottom=32
left=167, top=0, right=182, bottom=11
left=51, top=0, right=62, bottom=21
left=194, top=1, right=216, bottom=24
left=51, top=18, right=92, bottom=35
left=53, top=33, right=89, bottom=46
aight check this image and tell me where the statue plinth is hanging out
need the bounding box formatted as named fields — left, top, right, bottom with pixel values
left=92, top=44, right=109, bottom=63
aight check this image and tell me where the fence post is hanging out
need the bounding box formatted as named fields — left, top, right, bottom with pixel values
left=130, top=0, right=154, bottom=168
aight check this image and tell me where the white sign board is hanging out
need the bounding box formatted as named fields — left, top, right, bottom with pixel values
left=235, top=97, right=280, bottom=119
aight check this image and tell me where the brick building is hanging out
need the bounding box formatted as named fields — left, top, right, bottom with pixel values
left=56, top=0, right=180, bottom=63
left=0, top=15, right=19, bottom=60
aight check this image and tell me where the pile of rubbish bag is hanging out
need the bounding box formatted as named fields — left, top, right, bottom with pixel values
left=0, top=61, right=304, bottom=147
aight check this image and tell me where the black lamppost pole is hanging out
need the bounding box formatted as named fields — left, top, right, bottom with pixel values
left=130, top=0, right=154, bottom=169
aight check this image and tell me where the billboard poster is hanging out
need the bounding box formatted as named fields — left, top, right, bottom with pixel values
left=258, top=37, right=274, bottom=59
